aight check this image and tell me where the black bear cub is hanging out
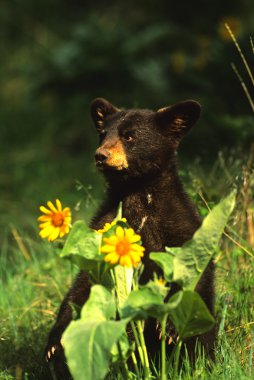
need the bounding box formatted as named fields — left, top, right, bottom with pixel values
left=45, top=98, right=215, bottom=379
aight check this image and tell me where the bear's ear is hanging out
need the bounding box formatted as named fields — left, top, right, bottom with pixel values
left=156, top=100, right=201, bottom=142
left=90, top=98, right=119, bottom=130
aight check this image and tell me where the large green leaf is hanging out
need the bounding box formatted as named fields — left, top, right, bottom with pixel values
left=170, top=191, right=236, bottom=290
left=81, top=285, right=116, bottom=321
left=60, top=220, right=102, bottom=270
left=120, top=286, right=182, bottom=321
left=149, top=251, right=173, bottom=281
left=168, top=290, right=215, bottom=340
left=110, top=333, right=133, bottom=363
left=62, top=318, right=129, bottom=380
left=62, top=284, right=129, bottom=380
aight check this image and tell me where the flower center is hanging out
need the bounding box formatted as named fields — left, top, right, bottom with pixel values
left=116, top=239, right=130, bottom=256
left=51, top=212, right=64, bottom=227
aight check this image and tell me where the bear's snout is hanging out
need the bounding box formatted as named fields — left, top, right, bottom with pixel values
left=95, top=147, right=110, bottom=166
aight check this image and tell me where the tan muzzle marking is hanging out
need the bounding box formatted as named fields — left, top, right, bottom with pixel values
left=106, top=140, right=128, bottom=170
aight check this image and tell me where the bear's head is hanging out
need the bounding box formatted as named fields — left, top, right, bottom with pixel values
left=91, top=98, right=200, bottom=181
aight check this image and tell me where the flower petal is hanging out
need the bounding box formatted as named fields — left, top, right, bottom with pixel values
left=104, top=252, right=119, bottom=264
left=103, top=236, right=118, bottom=245
left=63, top=225, right=70, bottom=234
left=39, top=222, right=52, bottom=229
left=130, top=234, right=141, bottom=243
left=131, top=243, right=145, bottom=252
left=39, top=206, right=51, bottom=215
left=129, top=250, right=143, bottom=262
left=48, top=227, right=60, bottom=241
left=116, top=226, right=124, bottom=239
left=119, top=255, right=132, bottom=268
left=47, top=201, right=58, bottom=213
left=39, top=226, right=54, bottom=238
left=56, top=199, right=62, bottom=212
left=101, top=244, right=116, bottom=253
left=63, top=207, right=71, bottom=215
left=63, top=217, right=72, bottom=225
left=59, top=229, right=66, bottom=238
left=125, top=228, right=134, bottom=238
left=38, top=215, right=51, bottom=222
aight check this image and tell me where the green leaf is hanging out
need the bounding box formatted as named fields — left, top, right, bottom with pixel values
left=114, top=266, right=133, bottom=308
left=120, top=287, right=164, bottom=320
left=81, top=285, right=116, bottom=321
left=120, top=286, right=181, bottom=321
left=145, top=279, right=169, bottom=298
left=168, top=290, right=215, bottom=340
left=60, top=220, right=102, bottom=270
left=149, top=251, right=173, bottom=281
left=110, top=333, right=133, bottom=363
left=115, top=202, right=123, bottom=221
left=170, top=191, right=236, bottom=290
left=62, top=284, right=129, bottom=380
left=62, top=319, right=129, bottom=380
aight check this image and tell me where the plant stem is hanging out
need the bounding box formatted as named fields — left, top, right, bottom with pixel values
left=160, top=316, right=167, bottom=380
left=131, top=352, right=141, bottom=379
left=112, top=270, right=130, bottom=378
left=173, top=339, right=182, bottom=378
left=131, top=278, right=150, bottom=377
left=137, top=320, right=150, bottom=379
left=112, top=268, right=121, bottom=309
left=117, top=341, right=130, bottom=380
left=130, top=321, right=144, bottom=365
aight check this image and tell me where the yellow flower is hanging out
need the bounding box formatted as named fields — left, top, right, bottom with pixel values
left=38, top=199, right=71, bottom=241
left=154, top=277, right=166, bottom=286
left=101, top=226, right=145, bottom=268
left=97, top=218, right=127, bottom=234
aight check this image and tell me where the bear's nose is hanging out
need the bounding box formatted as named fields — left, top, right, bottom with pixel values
left=95, top=148, right=110, bottom=164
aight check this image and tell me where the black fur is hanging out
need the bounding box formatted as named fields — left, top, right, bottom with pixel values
left=45, top=98, right=215, bottom=379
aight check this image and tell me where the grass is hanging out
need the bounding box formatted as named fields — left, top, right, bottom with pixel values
left=0, top=230, right=74, bottom=379
left=0, top=149, right=253, bottom=380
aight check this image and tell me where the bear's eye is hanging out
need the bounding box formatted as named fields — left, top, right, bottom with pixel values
left=123, top=131, right=134, bottom=142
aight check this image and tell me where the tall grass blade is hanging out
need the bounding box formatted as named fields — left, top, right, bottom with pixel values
left=231, top=63, right=254, bottom=112
left=225, top=23, right=254, bottom=86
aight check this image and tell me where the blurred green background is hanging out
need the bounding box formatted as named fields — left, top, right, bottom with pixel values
left=1, top=0, right=254, bottom=232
